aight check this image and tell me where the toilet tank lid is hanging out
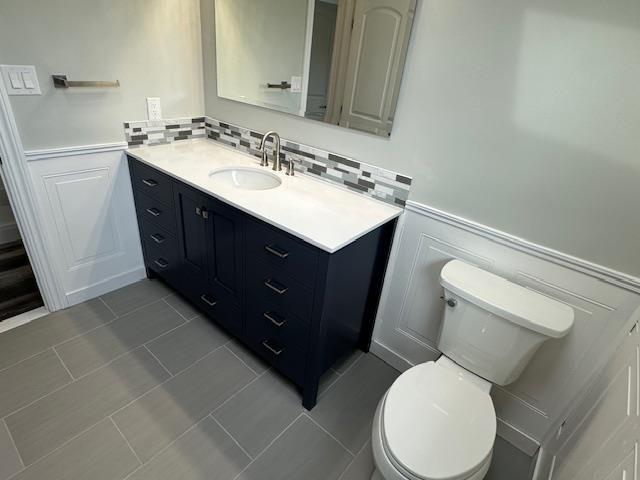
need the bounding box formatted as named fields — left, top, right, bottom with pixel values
left=440, top=260, right=574, bottom=338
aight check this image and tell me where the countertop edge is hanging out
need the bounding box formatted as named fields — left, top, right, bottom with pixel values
left=125, top=148, right=402, bottom=253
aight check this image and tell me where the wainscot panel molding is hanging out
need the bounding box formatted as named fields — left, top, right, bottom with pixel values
left=27, top=147, right=145, bottom=305
left=372, top=200, right=640, bottom=457
left=23, top=142, right=128, bottom=161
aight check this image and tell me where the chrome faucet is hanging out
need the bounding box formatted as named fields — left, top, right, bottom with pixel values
left=259, top=131, right=282, bottom=171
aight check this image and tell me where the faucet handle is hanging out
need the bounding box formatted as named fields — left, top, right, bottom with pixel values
left=286, top=157, right=298, bottom=176
left=261, top=150, right=269, bottom=167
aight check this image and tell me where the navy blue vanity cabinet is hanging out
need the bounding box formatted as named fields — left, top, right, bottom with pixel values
left=173, top=182, right=244, bottom=338
left=128, top=156, right=396, bottom=410
left=129, top=160, right=181, bottom=285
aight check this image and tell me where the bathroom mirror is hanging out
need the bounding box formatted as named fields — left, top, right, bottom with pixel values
left=214, top=0, right=417, bottom=137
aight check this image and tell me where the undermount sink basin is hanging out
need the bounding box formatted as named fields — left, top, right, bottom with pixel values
left=208, top=167, right=282, bottom=190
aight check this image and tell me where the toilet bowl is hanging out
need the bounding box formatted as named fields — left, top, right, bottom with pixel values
left=371, top=359, right=495, bottom=480
left=370, top=260, right=575, bottom=480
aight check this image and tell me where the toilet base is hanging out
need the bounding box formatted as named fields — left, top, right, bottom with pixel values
left=371, top=393, right=492, bottom=480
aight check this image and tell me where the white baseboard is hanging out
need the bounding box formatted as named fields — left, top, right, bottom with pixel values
left=65, top=266, right=146, bottom=306
left=370, top=340, right=414, bottom=372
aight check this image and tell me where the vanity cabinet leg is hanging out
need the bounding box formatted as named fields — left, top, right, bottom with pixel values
left=302, top=379, right=319, bottom=410
left=145, top=266, right=157, bottom=279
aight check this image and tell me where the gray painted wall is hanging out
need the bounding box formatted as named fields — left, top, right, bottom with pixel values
left=201, top=0, right=640, bottom=278
left=0, top=0, right=204, bottom=150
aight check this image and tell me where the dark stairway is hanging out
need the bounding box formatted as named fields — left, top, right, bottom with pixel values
left=0, top=240, right=44, bottom=321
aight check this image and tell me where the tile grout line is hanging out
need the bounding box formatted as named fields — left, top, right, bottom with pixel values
left=143, top=345, right=173, bottom=377
left=120, top=416, right=212, bottom=480
left=162, top=297, right=198, bottom=322
left=51, top=346, right=75, bottom=381
left=337, top=440, right=371, bottom=480
left=0, top=295, right=162, bottom=376
left=231, top=413, right=305, bottom=480
left=304, top=413, right=356, bottom=457
left=4, top=341, right=235, bottom=477
left=210, top=415, right=254, bottom=461
left=4, top=417, right=119, bottom=479
left=210, top=368, right=270, bottom=416
left=319, top=352, right=366, bottom=399
left=2, top=324, right=190, bottom=421
left=2, top=376, right=76, bottom=421
left=98, top=296, right=119, bottom=319
left=109, top=416, right=143, bottom=466
left=223, top=344, right=265, bottom=377
left=2, top=418, right=25, bottom=470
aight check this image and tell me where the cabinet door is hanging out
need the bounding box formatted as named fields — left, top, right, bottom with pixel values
left=174, top=183, right=208, bottom=284
left=205, top=197, right=244, bottom=305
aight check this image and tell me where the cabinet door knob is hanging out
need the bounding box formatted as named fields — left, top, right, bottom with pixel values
left=262, top=340, right=283, bottom=356
left=146, top=207, right=161, bottom=217
left=150, top=233, right=165, bottom=244
left=195, top=206, right=202, bottom=216
left=200, top=294, right=218, bottom=307
left=264, top=244, right=289, bottom=259
left=263, top=311, right=286, bottom=327
left=264, top=278, right=288, bottom=295
left=154, top=258, right=169, bottom=268
left=142, top=179, right=158, bottom=187
left=202, top=209, right=209, bottom=219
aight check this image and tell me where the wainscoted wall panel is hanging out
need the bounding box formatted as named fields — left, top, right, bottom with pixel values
left=372, top=202, right=640, bottom=455
left=536, top=317, right=639, bottom=480
left=26, top=149, right=145, bottom=305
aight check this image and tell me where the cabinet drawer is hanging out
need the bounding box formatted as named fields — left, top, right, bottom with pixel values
left=246, top=297, right=310, bottom=353
left=143, top=232, right=179, bottom=280
left=246, top=218, right=318, bottom=288
left=134, top=191, right=176, bottom=234
left=188, top=285, right=243, bottom=338
left=245, top=326, right=307, bottom=386
left=247, top=260, right=314, bottom=320
left=130, top=159, right=174, bottom=206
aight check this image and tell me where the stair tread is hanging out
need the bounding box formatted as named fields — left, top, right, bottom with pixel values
left=0, top=291, right=44, bottom=321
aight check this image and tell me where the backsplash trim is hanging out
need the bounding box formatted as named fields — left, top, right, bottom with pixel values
left=124, top=116, right=411, bottom=207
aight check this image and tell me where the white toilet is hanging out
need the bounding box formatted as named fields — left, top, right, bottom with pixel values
left=371, top=260, right=574, bottom=480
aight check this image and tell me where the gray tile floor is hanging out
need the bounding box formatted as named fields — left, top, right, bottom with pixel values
left=0, top=279, right=534, bottom=480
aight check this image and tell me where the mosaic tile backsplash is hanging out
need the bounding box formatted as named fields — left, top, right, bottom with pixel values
left=124, top=116, right=411, bottom=207
left=124, top=117, right=206, bottom=146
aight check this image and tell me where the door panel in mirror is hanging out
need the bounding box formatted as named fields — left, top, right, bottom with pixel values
left=213, top=0, right=416, bottom=138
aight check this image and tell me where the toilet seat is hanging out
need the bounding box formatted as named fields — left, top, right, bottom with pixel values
left=381, top=362, right=496, bottom=480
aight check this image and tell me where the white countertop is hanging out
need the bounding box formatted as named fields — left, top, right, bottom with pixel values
left=126, top=139, right=402, bottom=253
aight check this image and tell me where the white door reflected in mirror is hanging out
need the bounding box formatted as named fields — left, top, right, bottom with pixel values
left=213, top=0, right=417, bottom=137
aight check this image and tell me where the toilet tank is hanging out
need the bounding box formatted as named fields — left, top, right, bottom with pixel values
left=437, top=260, right=574, bottom=386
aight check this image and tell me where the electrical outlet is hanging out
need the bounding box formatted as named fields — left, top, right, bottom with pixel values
left=146, top=97, right=162, bottom=121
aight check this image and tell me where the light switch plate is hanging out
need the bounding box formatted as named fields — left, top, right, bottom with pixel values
left=0, top=65, right=41, bottom=95
left=146, top=97, right=162, bottom=121
left=290, top=76, right=302, bottom=93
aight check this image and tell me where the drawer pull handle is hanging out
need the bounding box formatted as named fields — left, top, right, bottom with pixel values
left=142, top=179, right=159, bottom=187
left=263, top=311, right=286, bottom=327
left=264, top=244, right=289, bottom=259
left=150, top=233, right=165, bottom=244
left=154, top=258, right=169, bottom=268
left=264, top=278, right=288, bottom=295
left=262, top=340, right=283, bottom=356
left=146, top=207, right=161, bottom=217
left=200, top=294, right=218, bottom=307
